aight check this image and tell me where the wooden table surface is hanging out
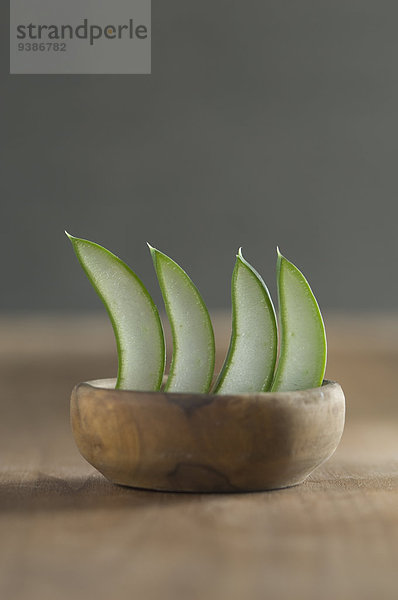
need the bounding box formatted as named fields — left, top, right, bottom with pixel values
left=0, top=312, right=397, bottom=600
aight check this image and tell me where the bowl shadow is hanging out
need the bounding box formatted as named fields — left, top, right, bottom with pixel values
left=0, top=472, right=212, bottom=514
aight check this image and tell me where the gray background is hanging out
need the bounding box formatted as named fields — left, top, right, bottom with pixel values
left=1, top=1, right=397, bottom=312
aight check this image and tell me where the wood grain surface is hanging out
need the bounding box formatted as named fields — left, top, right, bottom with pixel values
left=0, top=312, right=397, bottom=600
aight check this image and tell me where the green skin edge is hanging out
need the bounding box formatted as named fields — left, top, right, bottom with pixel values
left=214, top=249, right=278, bottom=393
left=270, top=250, right=327, bottom=392
left=66, top=233, right=165, bottom=391
left=149, top=246, right=215, bottom=393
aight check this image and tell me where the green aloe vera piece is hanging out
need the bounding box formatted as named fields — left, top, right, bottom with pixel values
left=149, top=245, right=215, bottom=393
left=271, top=249, right=327, bottom=392
left=214, top=249, right=278, bottom=394
left=67, top=233, right=165, bottom=391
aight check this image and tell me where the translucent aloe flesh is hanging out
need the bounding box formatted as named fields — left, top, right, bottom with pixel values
left=271, top=250, right=327, bottom=392
left=214, top=249, right=278, bottom=394
left=67, top=234, right=165, bottom=391
left=149, top=246, right=215, bottom=393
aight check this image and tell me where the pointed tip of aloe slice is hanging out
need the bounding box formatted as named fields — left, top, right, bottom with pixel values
left=65, top=231, right=77, bottom=243
left=237, top=247, right=244, bottom=259
left=276, top=246, right=283, bottom=257
left=147, top=243, right=158, bottom=260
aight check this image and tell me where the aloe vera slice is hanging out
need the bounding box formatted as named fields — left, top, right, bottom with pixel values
left=271, top=249, right=327, bottom=392
left=67, top=234, right=165, bottom=391
left=214, top=249, right=277, bottom=394
left=149, top=246, right=215, bottom=393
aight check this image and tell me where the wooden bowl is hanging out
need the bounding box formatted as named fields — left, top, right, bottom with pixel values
left=70, top=379, right=345, bottom=493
